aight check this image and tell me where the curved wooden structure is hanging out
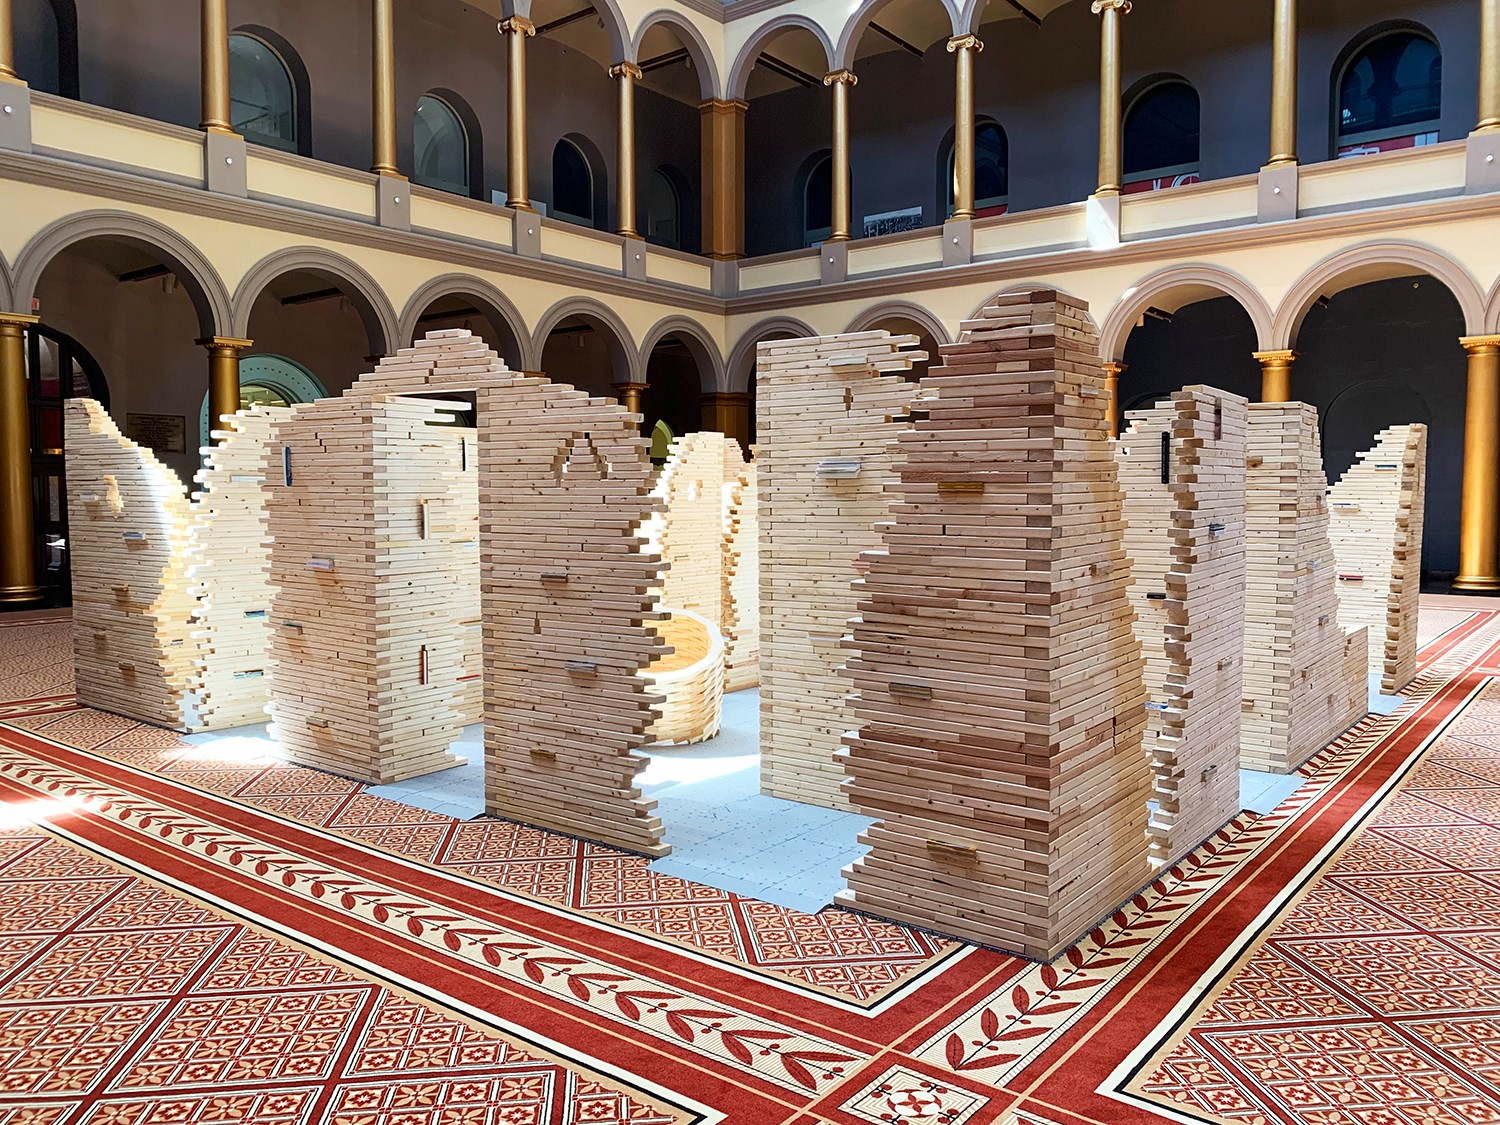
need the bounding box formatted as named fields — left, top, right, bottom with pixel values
left=644, top=608, right=727, bottom=745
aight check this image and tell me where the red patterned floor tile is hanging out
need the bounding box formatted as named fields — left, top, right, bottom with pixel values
left=0, top=1000, right=162, bottom=1096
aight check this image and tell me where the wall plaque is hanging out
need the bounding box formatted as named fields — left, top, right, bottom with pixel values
left=126, top=413, right=187, bottom=454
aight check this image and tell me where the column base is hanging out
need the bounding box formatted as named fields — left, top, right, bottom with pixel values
left=0, top=585, right=43, bottom=606
left=1451, top=575, right=1500, bottom=593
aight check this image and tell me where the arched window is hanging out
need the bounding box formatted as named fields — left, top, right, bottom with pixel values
left=229, top=33, right=297, bottom=152
left=16, top=0, right=78, bottom=99
left=943, top=121, right=1009, bottom=218
left=1336, top=29, right=1442, bottom=156
left=197, top=354, right=326, bottom=448
left=645, top=167, right=683, bottom=250
left=552, top=138, right=595, bottom=227
left=413, top=94, right=470, bottom=196
left=803, top=153, right=832, bottom=246
left=1123, top=79, right=1200, bottom=193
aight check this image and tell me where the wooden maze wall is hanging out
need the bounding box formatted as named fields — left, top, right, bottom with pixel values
left=723, top=458, right=759, bottom=691
left=1328, top=425, right=1428, bottom=695
left=839, top=290, right=1151, bottom=960
left=756, top=332, right=922, bottom=809
left=64, top=399, right=200, bottom=729
left=186, top=406, right=293, bottom=731
left=1119, top=388, right=1249, bottom=869
left=1242, top=402, right=1369, bottom=773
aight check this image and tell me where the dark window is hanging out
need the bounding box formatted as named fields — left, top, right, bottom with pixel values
left=229, top=33, right=297, bottom=152
left=413, top=95, right=469, bottom=196
left=804, top=154, right=832, bottom=242
left=1124, top=80, right=1200, bottom=180
left=1338, top=31, right=1441, bottom=150
left=552, top=139, right=594, bottom=225
left=944, top=121, right=1008, bottom=216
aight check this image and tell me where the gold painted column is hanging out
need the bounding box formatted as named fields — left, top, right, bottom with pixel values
left=824, top=69, right=857, bottom=241
left=1269, top=0, right=1298, bottom=164
left=1253, top=350, right=1296, bottom=402
left=699, top=98, right=746, bottom=259
left=200, top=336, right=253, bottom=440
left=947, top=34, right=983, bottom=219
left=500, top=17, right=536, bottom=211
left=200, top=0, right=233, bottom=133
left=1092, top=0, right=1130, bottom=195
left=1480, top=0, right=1500, bottom=132
left=0, top=0, right=20, bottom=82
left=1457, top=335, right=1500, bottom=591
left=616, top=382, right=648, bottom=421
left=610, top=62, right=642, bottom=238
left=0, top=313, right=39, bottom=605
left=371, top=0, right=399, bottom=176
left=1102, top=361, right=1125, bottom=438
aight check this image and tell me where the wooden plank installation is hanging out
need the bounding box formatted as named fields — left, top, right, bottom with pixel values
left=185, top=405, right=293, bottom=731
left=647, top=430, right=739, bottom=624
left=722, top=456, right=760, bottom=692
left=643, top=608, right=726, bottom=745
left=65, top=398, right=200, bottom=729
left=1241, top=402, right=1369, bottom=773
left=838, top=290, right=1152, bottom=960
left=756, top=332, right=922, bottom=809
left=440, top=427, right=483, bottom=725
left=262, top=329, right=668, bottom=856
left=1327, top=424, right=1428, bottom=695
left=1119, top=387, right=1249, bottom=869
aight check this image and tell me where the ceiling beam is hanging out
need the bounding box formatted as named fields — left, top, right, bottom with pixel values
left=869, top=22, right=924, bottom=58
left=755, top=52, right=819, bottom=88
left=1001, top=0, right=1042, bottom=27
left=535, top=8, right=593, bottom=36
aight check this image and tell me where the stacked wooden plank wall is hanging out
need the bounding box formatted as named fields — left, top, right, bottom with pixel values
left=756, top=332, right=921, bottom=809
left=647, top=430, right=737, bottom=624
left=1241, top=403, right=1369, bottom=773
left=441, top=427, right=483, bottom=724
left=1328, top=425, right=1428, bottom=694
left=722, top=457, right=760, bottom=691
left=1120, top=388, right=1249, bottom=869
left=839, top=291, right=1151, bottom=960
left=64, top=398, right=200, bottom=729
left=185, top=405, right=292, bottom=730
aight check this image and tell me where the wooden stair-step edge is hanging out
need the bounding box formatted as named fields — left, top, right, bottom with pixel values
left=1120, top=387, right=1249, bottom=870
left=756, top=331, right=923, bottom=810
left=1327, top=424, right=1427, bottom=695
left=65, top=398, right=201, bottom=731
left=1241, top=402, right=1370, bottom=774
left=837, top=289, right=1152, bottom=961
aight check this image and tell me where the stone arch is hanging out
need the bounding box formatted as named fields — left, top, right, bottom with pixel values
left=1273, top=241, right=1486, bottom=348
left=397, top=274, right=533, bottom=368
left=727, top=15, right=837, bottom=101
left=969, top=284, right=1100, bottom=331
left=531, top=295, right=641, bottom=384
left=845, top=300, right=953, bottom=345
left=1099, top=264, right=1275, bottom=363
left=630, top=10, right=721, bottom=101
left=639, top=315, right=726, bottom=391
left=1484, top=275, right=1500, bottom=335
left=231, top=247, right=400, bottom=356
left=14, top=210, right=233, bottom=338
left=0, top=250, right=14, bottom=313
left=834, top=0, right=962, bottom=71
left=726, top=315, right=818, bottom=392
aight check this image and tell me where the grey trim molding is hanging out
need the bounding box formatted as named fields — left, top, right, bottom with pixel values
left=726, top=15, right=836, bottom=100
left=231, top=246, right=401, bottom=355
left=398, top=273, right=534, bottom=369
left=0, top=248, right=14, bottom=313
left=14, top=209, right=233, bottom=337
left=530, top=295, right=644, bottom=384
left=725, top=314, right=817, bottom=392
left=845, top=300, right=953, bottom=345
left=639, top=314, right=727, bottom=391
left=1095, top=263, right=1276, bottom=362
left=629, top=10, right=722, bottom=100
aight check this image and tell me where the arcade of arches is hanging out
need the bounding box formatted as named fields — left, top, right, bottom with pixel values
left=5, top=1, right=1500, bottom=1122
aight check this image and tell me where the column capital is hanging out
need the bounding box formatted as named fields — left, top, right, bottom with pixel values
left=498, top=15, right=535, bottom=36
left=946, top=33, right=983, bottom=53
left=823, top=69, right=858, bottom=87
left=1101, top=360, right=1128, bottom=376
left=1252, top=349, right=1298, bottom=365
left=609, top=61, right=643, bottom=81
left=699, top=97, right=749, bottom=114
left=1461, top=335, right=1500, bottom=353
left=1091, top=0, right=1131, bottom=13
left=0, top=312, right=40, bottom=333
left=197, top=335, right=254, bottom=353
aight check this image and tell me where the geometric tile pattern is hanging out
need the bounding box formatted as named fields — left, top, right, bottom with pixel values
left=1139, top=677, right=1500, bottom=1125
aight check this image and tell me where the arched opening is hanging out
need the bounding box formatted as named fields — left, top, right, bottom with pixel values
left=1123, top=77, right=1201, bottom=193
left=242, top=266, right=391, bottom=399
left=1335, top=27, right=1442, bottom=156
left=1293, top=275, right=1464, bottom=579
left=650, top=419, right=675, bottom=462
left=539, top=311, right=632, bottom=397
left=1118, top=297, right=1262, bottom=430
left=229, top=31, right=300, bottom=153
left=940, top=118, right=1008, bottom=218
left=850, top=312, right=944, bottom=381
left=632, top=17, right=708, bottom=254
left=551, top=135, right=607, bottom=229
left=642, top=331, right=713, bottom=445
left=739, top=22, right=836, bottom=255
left=407, top=291, right=525, bottom=371
left=644, top=166, right=687, bottom=251
left=729, top=319, right=818, bottom=443
left=412, top=92, right=477, bottom=198
left=196, top=353, right=326, bottom=448
left=801, top=151, right=834, bottom=246
left=14, top=0, right=78, bottom=99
